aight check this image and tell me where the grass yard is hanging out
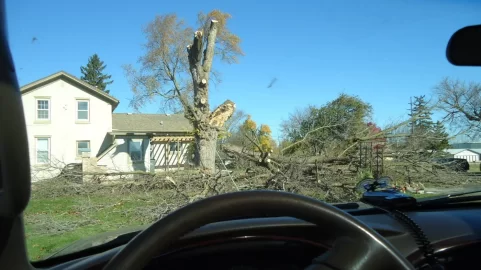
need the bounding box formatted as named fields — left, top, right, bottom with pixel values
left=469, top=163, right=481, bottom=173
left=23, top=167, right=465, bottom=262
left=24, top=193, right=163, bottom=260
left=24, top=189, right=439, bottom=261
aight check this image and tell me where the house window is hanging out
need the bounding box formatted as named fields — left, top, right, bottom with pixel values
left=36, top=99, right=50, bottom=120
left=129, top=139, right=143, bottom=161
left=77, top=100, right=89, bottom=121
left=76, top=141, right=90, bottom=157
left=36, top=137, right=50, bottom=164
left=169, top=142, right=179, bottom=152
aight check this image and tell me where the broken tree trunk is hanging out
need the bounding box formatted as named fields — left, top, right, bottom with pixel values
left=193, top=127, right=218, bottom=171
left=187, top=20, right=236, bottom=172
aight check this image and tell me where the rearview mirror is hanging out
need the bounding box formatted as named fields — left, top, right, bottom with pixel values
left=446, top=24, right=481, bottom=66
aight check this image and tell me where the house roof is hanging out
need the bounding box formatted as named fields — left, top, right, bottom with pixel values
left=112, top=113, right=192, bottom=133
left=462, top=149, right=481, bottom=155
left=445, top=149, right=463, bottom=155
left=445, top=148, right=481, bottom=155
left=20, top=71, right=119, bottom=110
left=450, top=143, right=481, bottom=149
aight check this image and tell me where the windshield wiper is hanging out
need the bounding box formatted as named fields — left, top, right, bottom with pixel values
left=417, top=190, right=481, bottom=206
left=360, top=186, right=481, bottom=210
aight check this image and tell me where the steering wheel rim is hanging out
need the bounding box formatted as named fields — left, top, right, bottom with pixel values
left=103, top=190, right=415, bottom=270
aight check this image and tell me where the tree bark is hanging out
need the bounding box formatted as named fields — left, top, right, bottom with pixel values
left=194, top=127, right=218, bottom=172
left=186, top=20, right=235, bottom=173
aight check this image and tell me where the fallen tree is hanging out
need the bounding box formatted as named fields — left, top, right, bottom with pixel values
left=221, top=143, right=354, bottom=173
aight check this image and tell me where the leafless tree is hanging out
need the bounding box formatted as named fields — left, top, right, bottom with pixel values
left=124, top=10, right=243, bottom=172
left=435, top=77, right=481, bottom=136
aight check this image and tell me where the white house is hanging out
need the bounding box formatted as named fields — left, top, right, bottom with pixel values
left=445, top=149, right=481, bottom=162
left=21, top=71, right=193, bottom=181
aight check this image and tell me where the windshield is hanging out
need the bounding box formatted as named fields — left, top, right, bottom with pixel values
left=8, top=0, right=481, bottom=261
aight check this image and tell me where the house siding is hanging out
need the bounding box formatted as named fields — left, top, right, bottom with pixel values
left=21, top=72, right=194, bottom=180
left=454, top=150, right=480, bottom=162
left=97, top=136, right=151, bottom=172
left=22, top=79, right=113, bottom=181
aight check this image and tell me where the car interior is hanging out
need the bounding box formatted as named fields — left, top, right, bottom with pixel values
left=3, top=2, right=481, bottom=270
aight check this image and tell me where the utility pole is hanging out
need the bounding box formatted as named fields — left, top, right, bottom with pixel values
left=409, top=97, right=414, bottom=135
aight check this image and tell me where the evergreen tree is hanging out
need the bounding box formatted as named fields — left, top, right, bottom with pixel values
left=407, top=96, right=449, bottom=154
left=409, top=95, right=433, bottom=133
left=426, top=121, right=450, bottom=152
left=80, top=54, right=113, bottom=94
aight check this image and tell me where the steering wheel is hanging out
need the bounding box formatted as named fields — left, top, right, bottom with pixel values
left=102, top=190, right=414, bottom=270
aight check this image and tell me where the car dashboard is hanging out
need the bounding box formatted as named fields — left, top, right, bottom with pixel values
left=45, top=206, right=481, bottom=270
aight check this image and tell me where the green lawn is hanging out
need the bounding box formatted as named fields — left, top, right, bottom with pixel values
left=24, top=190, right=441, bottom=261
left=24, top=193, right=160, bottom=260
left=469, top=163, right=481, bottom=173
left=22, top=169, right=450, bottom=261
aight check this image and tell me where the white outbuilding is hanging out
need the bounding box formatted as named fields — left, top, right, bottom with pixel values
left=445, top=149, right=481, bottom=162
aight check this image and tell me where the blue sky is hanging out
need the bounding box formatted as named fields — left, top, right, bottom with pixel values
left=6, top=0, right=481, bottom=140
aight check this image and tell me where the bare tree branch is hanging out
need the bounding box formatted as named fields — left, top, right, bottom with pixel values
left=281, top=123, right=346, bottom=154
left=202, top=20, right=218, bottom=72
